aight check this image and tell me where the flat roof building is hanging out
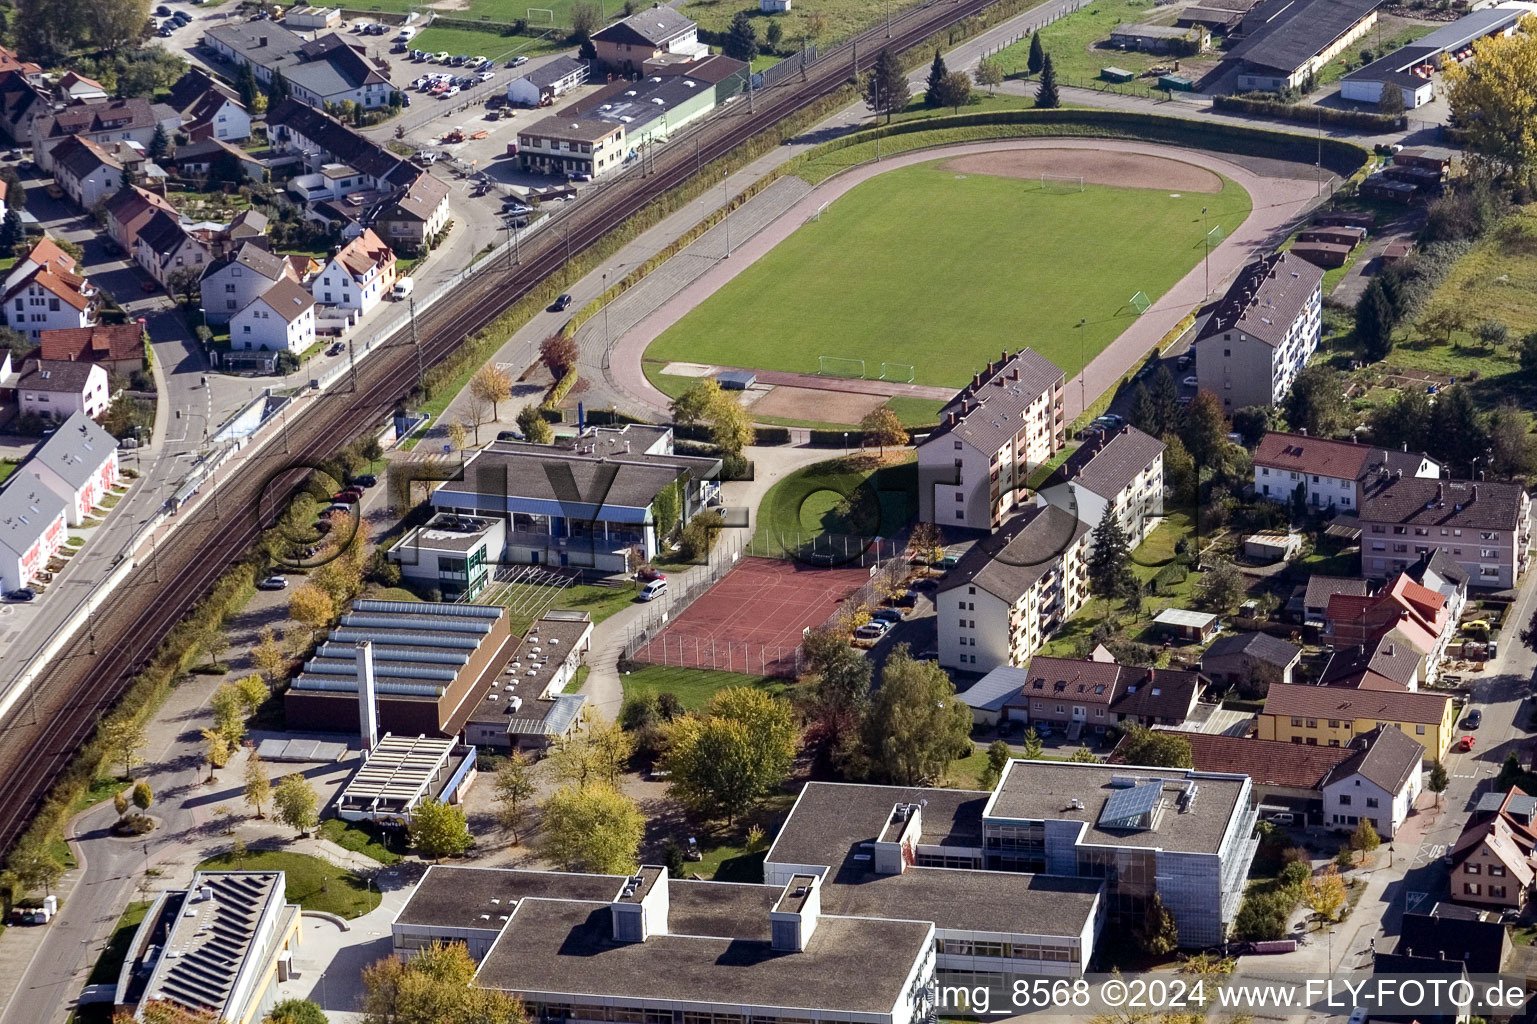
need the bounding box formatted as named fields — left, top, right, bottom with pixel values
left=1342, top=7, right=1522, bottom=108
left=336, top=732, right=478, bottom=824
left=387, top=512, right=506, bottom=600
left=464, top=610, right=593, bottom=754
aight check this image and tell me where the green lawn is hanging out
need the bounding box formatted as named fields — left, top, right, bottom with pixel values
left=894, top=91, right=1043, bottom=124
left=619, top=664, right=782, bottom=711
left=408, top=25, right=564, bottom=63
left=0, top=459, right=16, bottom=486
left=486, top=578, right=641, bottom=634
left=306, top=0, right=586, bottom=24
left=991, top=0, right=1206, bottom=93
left=883, top=396, right=946, bottom=428
left=196, top=850, right=380, bottom=918
left=318, top=818, right=404, bottom=866
left=563, top=664, right=589, bottom=694
left=680, top=0, right=954, bottom=47
left=648, top=159, right=1250, bottom=388
left=750, top=455, right=917, bottom=557
left=86, top=901, right=152, bottom=986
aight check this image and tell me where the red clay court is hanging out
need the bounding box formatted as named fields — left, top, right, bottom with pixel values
left=633, top=557, right=870, bottom=677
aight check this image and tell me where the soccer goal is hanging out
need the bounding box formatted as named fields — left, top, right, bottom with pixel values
left=808, top=201, right=831, bottom=223
left=818, top=356, right=866, bottom=379
left=1205, top=223, right=1226, bottom=250
left=1041, top=173, right=1085, bottom=193
left=879, top=362, right=915, bottom=383
left=526, top=7, right=555, bottom=25
left=1128, top=290, right=1152, bottom=315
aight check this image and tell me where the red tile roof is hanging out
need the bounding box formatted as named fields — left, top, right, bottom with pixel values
left=1177, top=732, right=1352, bottom=789
left=39, top=323, right=144, bottom=363
left=1261, top=682, right=1450, bottom=725
left=1255, top=431, right=1373, bottom=480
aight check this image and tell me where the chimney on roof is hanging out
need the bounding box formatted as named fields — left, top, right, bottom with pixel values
left=1436, top=482, right=1444, bottom=504
left=1298, top=428, right=1307, bottom=436
left=973, top=372, right=981, bottom=389
left=1001, top=349, right=1008, bottom=363
left=1395, top=469, right=1402, bottom=479
left=259, top=35, right=268, bottom=46
left=1010, top=367, right=1019, bottom=381
left=1402, top=442, right=1408, bottom=452
left=1470, top=485, right=1478, bottom=502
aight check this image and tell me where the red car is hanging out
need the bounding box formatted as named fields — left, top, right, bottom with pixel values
left=333, top=489, right=363, bottom=503
left=635, top=567, right=666, bottom=583
left=1460, top=735, right=1476, bottom=752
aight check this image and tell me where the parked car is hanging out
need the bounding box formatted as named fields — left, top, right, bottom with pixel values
left=497, top=429, right=524, bottom=442
left=1466, top=708, right=1483, bottom=728
left=512, top=54, right=529, bottom=66
left=478, top=70, right=495, bottom=82
left=1460, top=735, right=1476, bottom=751
left=1461, top=619, right=1491, bottom=633
left=5, top=588, right=36, bottom=601
left=155, top=4, right=170, bottom=14
left=351, top=474, right=378, bottom=488
left=636, top=567, right=666, bottom=584
left=326, top=341, right=345, bottom=356
left=551, top=293, right=573, bottom=312
left=443, top=86, right=460, bottom=98
left=638, top=579, right=668, bottom=602
left=873, top=607, right=903, bottom=623
left=854, top=620, right=892, bottom=641
left=334, top=489, right=363, bottom=503
left=258, top=575, right=289, bottom=591
left=1181, top=375, right=1199, bottom=388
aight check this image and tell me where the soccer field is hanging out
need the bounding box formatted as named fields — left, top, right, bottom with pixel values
left=645, top=159, right=1251, bottom=389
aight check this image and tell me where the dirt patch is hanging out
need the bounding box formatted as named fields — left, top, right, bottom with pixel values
left=748, top=385, right=884, bottom=425
left=943, top=148, right=1223, bottom=193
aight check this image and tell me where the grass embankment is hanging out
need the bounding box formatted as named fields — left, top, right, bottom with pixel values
left=619, top=665, right=783, bottom=711
left=750, top=455, right=917, bottom=557
left=196, top=850, right=380, bottom=918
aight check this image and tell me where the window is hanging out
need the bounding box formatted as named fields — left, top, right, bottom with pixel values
left=1305, top=718, right=1317, bottom=728
left=1416, top=725, right=1425, bottom=735
left=1291, top=717, right=1303, bottom=727
left=1366, top=797, right=1379, bottom=808
left=1339, top=795, right=1351, bottom=806
left=1464, top=882, right=1481, bottom=895
left=1465, top=862, right=1480, bottom=875
left=1490, top=885, right=1507, bottom=898
left=954, top=441, right=963, bottom=450
left=1489, top=864, right=1505, bottom=877
left=956, top=511, right=964, bottom=520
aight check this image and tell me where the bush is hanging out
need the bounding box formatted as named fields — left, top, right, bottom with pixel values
left=1152, top=562, right=1188, bottom=594
left=755, top=426, right=791, bottom=446
left=1212, top=95, right=1398, bottom=130
left=1278, top=859, right=1311, bottom=890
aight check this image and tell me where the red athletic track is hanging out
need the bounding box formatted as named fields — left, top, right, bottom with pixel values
left=0, top=0, right=1009, bottom=857
left=633, top=557, right=868, bottom=676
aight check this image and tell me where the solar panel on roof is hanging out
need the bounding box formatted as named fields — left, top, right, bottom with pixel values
left=1099, top=780, right=1162, bottom=829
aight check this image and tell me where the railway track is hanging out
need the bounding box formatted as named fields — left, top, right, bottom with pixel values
left=0, top=0, right=1002, bottom=855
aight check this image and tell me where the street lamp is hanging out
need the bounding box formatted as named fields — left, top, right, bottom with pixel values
left=721, top=169, right=731, bottom=259
left=1202, top=206, right=1209, bottom=298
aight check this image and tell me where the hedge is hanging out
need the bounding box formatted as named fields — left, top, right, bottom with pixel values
left=1211, top=96, right=1400, bottom=132
left=583, top=408, right=653, bottom=427
left=754, top=426, right=791, bottom=446
left=543, top=369, right=577, bottom=410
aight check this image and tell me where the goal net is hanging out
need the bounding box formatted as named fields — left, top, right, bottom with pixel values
left=819, top=356, right=866, bottom=378
left=1206, top=224, right=1226, bottom=249
left=879, top=362, right=914, bottom=383
left=1129, top=290, right=1152, bottom=315
left=1041, top=173, right=1085, bottom=193
left=526, top=7, right=555, bottom=25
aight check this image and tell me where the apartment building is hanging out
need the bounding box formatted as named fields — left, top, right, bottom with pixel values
left=26, top=412, right=119, bottom=525
left=517, top=117, right=625, bottom=179
left=203, top=24, right=395, bottom=109
left=1192, top=252, right=1324, bottom=410
left=313, top=228, right=395, bottom=315
left=134, top=209, right=212, bottom=288
left=49, top=136, right=123, bottom=211
left=3, top=242, right=98, bottom=341
left=1036, top=424, right=1165, bottom=548
left=0, top=475, right=68, bottom=593
left=935, top=504, right=1090, bottom=672
left=917, top=349, right=1067, bottom=531
left=103, top=186, right=178, bottom=253
left=1359, top=476, right=1532, bottom=589
left=1253, top=430, right=1440, bottom=512
left=29, top=97, right=179, bottom=173
left=1256, top=682, right=1454, bottom=760
left=201, top=243, right=298, bottom=326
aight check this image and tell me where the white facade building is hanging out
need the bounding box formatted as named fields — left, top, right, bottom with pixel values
left=1193, top=252, right=1324, bottom=411
left=0, top=477, right=68, bottom=592
left=27, top=412, right=119, bottom=525
left=231, top=279, right=316, bottom=353
left=15, top=359, right=108, bottom=421
left=312, top=229, right=394, bottom=314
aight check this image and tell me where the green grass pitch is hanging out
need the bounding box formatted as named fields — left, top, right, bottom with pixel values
left=645, top=160, right=1252, bottom=388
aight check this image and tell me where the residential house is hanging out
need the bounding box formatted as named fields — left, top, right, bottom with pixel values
left=1320, top=724, right=1424, bottom=839
left=517, top=117, right=626, bottom=179
left=201, top=243, right=296, bottom=325
left=1176, top=732, right=1356, bottom=825
left=26, top=411, right=118, bottom=525
left=13, top=358, right=109, bottom=421
left=4, top=236, right=79, bottom=292
left=55, top=71, right=106, bottom=102
left=231, top=279, right=316, bottom=354
left=134, top=208, right=211, bottom=289
left=918, top=349, right=1067, bottom=531
left=1224, top=0, right=1381, bottom=92
left=1407, top=548, right=1470, bottom=623
left=1359, top=476, right=1532, bottom=589
left=1256, top=682, right=1454, bottom=759
left=266, top=98, right=415, bottom=189
left=1253, top=430, right=1439, bottom=511
left=1326, top=572, right=1453, bottom=683
left=2, top=252, right=98, bottom=341
left=963, top=657, right=1205, bottom=734
left=39, top=322, right=147, bottom=375
left=1319, top=628, right=1426, bottom=691
left=203, top=23, right=396, bottom=110
left=170, top=137, right=265, bottom=182
left=103, top=186, right=178, bottom=253
left=373, top=171, right=449, bottom=250
left=167, top=68, right=250, bottom=142
left=49, top=136, right=124, bottom=211
left=505, top=55, right=589, bottom=107
left=1035, top=424, right=1165, bottom=549
left=1301, top=574, right=1370, bottom=628
left=1396, top=901, right=1512, bottom=975
left=312, top=228, right=395, bottom=315
left=591, top=7, right=708, bottom=74
left=1448, top=788, right=1537, bottom=912
left=0, top=476, right=68, bottom=592
left=1192, top=252, right=1324, bottom=411
left=29, top=97, right=180, bottom=174
left=1199, top=632, right=1302, bottom=692
left=935, top=504, right=1091, bottom=672
left=0, top=69, right=47, bottom=146
left=222, top=209, right=269, bottom=252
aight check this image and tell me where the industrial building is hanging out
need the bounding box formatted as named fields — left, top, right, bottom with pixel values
left=1225, top=0, right=1380, bottom=92
left=335, top=732, right=477, bottom=824
left=1341, top=7, right=1522, bottom=109
left=463, top=610, right=592, bottom=755
left=284, top=600, right=516, bottom=737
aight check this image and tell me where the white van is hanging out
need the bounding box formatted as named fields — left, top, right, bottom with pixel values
left=638, top=579, right=667, bottom=602
left=392, top=277, right=414, bottom=300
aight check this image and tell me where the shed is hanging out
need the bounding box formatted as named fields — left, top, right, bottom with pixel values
left=1153, top=607, right=1220, bottom=642
left=1361, top=175, right=1418, bottom=203
left=1159, top=73, right=1195, bottom=91
left=1289, top=241, right=1353, bottom=269
left=1244, top=531, right=1302, bottom=560
left=1101, top=66, right=1137, bottom=82
left=717, top=370, right=757, bottom=390
left=1297, top=225, right=1366, bottom=246
left=1313, top=210, right=1375, bottom=229
left=1381, top=240, right=1414, bottom=266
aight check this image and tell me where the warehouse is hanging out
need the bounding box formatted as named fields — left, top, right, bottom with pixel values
left=1340, top=7, right=1522, bottom=109
left=1225, top=0, right=1381, bottom=92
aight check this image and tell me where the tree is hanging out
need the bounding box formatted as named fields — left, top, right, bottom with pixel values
left=1442, top=16, right=1537, bottom=177
left=1365, top=388, right=1431, bottom=456
left=805, top=10, right=827, bottom=40
left=1129, top=384, right=1160, bottom=438
left=1520, top=329, right=1537, bottom=372
left=864, top=48, right=910, bottom=122
left=148, top=122, right=169, bottom=162
left=234, top=675, right=268, bottom=718
left=289, top=584, right=334, bottom=641
left=570, top=0, right=601, bottom=40
left=1231, top=406, right=1273, bottom=448
left=470, top=364, right=513, bottom=427
left=1422, top=303, right=1467, bottom=347
left=1020, top=727, right=1044, bottom=760
left=1488, top=403, right=1537, bottom=477
left=101, top=717, right=149, bottom=779
left=709, top=396, right=754, bottom=457
left=764, top=19, right=783, bottom=52
left=540, top=782, right=644, bottom=874
left=1377, top=80, right=1405, bottom=118
left=679, top=507, right=725, bottom=562
left=1035, top=52, right=1060, bottom=108
left=672, top=377, right=722, bottom=427
left=661, top=688, right=797, bottom=823
left=1195, top=558, right=1245, bottom=612
left=267, top=67, right=289, bottom=105
left=1351, top=818, right=1381, bottom=863
left=1135, top=892, right=1180, bottom=956
left=408, top=799, right=474, bottom=861
left=860, top=407, right=908, bottom=455
left=199, top=620, right=229, bottom=668
left=88, top=0, right=151, bottom=50
left=1355, top=278, right=1396, bottom=362
left=724, top=10, right=758, bottom=63
left=1428, top=760, right=1449, bottom=806
left=516, top=405, right=553, bottom=444
left=1283, top=364, right=1349, bottom=439
left=857, top=646, right=973, bottom=784
left=1117, top=725, right=1194, bottom=768
left=0, top=209, right=23, bottom=254
left=361, top=943, right=524, bottom=1024
left=1027, top=31, right=1045, bottom=75
left=244, top=753, right=271, bottom=818
left=235, top=60, right=260, bottom=110
left=201, top=729, right=231, bottom=780
left=1162, top=433, right=1197, bottom=506
left=252, top=627, right=286, bottom=690
left=494, top=753, right=537, bottom=841
left=925, top=50, right=948, bottom=106
left=975, top=55, right=1004, bottom=95
left=265, top=999, right=328, bottom=1024
left=540, top=333, right=579, bottom=380
left=548, top=707, right=633, bottom=787
left=1151, top=365, right=1181, bottom=435
left=132, top=780, right=153, bottom=811
left=9, top=836, right=63, bottom=897
left=273, top=773, right=319, bottom=835
left=1428, top=386, right=1490, bottom=471
left=1086, top=513, right=1137, bottom=618
left=934, top=70, right=973, bottom=114
left=979, top=739, right=1012, bottom=789
left=1303, top=863, right=1347, bottom=926
left=1234, top=888, right=1289, bottom=941
left=1180, top=391, right=1228, bottom=469
left=909, top=520, right=942, bottom=564
left=114, top=789, right=130, bottom=817
left=1068, top=745, right=1101, bottom=762
left=1475, top=318, right=1510, bottom=351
